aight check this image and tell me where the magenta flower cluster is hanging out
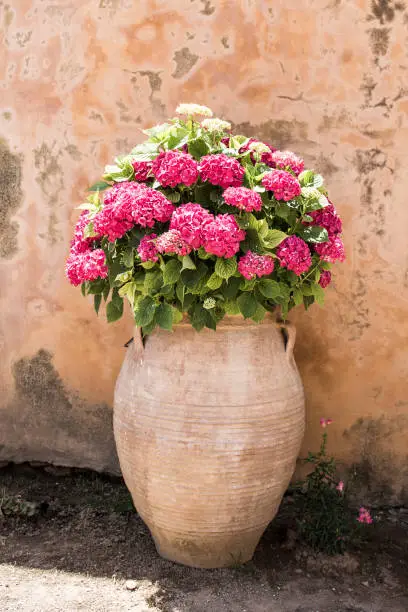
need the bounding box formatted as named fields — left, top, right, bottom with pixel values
left=93, top=182, right=175, bottom=241
left=199, top=154, right=245, bottom=188
left=66, top=248, right=108, bottom=287
left=315, top=235, right=346, bottom=263
left=152, top=150, right=199, bottom=187
left=239, top=138, right=276, bottom=166
left=223, top=187, right=262, bottom=212
left=169, top=203, right=213, bottom=249
left=132, top=160, right=153, bottom=182
left=307, top=203, right=343, bottom=236
left=238, top=251, right=274, bottom=280
left=276, top=236, right=312, bottom=276
left=357, top=507, right=373, bottom=525
left=262, top=170, right=302, bottom=201
left=270, top=150, right=305, bottom=175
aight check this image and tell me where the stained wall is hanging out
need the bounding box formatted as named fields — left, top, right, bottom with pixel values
left=1, top=0, right=407, bottom=502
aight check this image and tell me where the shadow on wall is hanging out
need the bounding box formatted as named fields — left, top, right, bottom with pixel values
left=1, top=350, right=120, bottom=474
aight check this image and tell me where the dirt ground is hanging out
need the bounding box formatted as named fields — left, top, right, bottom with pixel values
left=0, top=465, right=407, bottom=612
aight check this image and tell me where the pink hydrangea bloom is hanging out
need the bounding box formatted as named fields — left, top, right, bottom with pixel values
left=169, top=203, right=213, bottom=249
left=70, top=212, right=98, bottom=254
left=262, top=170, right=302, bottom=201
left=336, top=481, right=344, bottom=493
left=358, top=507, right=373, bottom=524
left=199, top=154, right=245, bottom=189
left=202, top=214, right=246, bottom=258
left=307, top=203, right=343, bottom=236
left=66, top=248, right=108, bottom=287
left=315, top=235, right=346, bottom=263
left=276, top=236, right=312, bottom=276
left=270, top=150, right=305, bottom=175
left=238, top=250, right=274, bottom=280
left=137, top=234, right=159, bottom=263
left=320, top=417, right=333, bottom=428
left=93, top=182, right=175, bottom=241
left=239, top=138, right=276, bottom=166
left=156, top=230, right=192, bottom=256
left=132, top=160, right=153, bottom=182
left=319, top=270, right=332, bottom=289
left=152, top=150, right=198, bottom=187
left=223, top=187, right=262, bottom=212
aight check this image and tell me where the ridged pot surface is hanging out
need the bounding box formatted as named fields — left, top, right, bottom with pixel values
left=113, top=315, right=305, bottom=568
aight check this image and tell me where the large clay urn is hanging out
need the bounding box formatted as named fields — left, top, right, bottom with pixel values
left=113, top=315, right=305, bottom=568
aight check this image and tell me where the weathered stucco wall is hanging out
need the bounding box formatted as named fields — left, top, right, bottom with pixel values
left=1, top=0, right=407, bottom=502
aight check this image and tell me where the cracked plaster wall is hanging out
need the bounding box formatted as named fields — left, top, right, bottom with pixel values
left=0, top=0, right=407, bottom=501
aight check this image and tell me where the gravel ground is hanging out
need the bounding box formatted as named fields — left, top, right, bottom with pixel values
left=0, top=465, right=407, bottom=612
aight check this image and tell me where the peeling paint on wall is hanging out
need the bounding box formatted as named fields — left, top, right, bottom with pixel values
left=0, top=140, right=23, bottom=258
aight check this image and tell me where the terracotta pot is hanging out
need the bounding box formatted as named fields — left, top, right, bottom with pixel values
left=113, top=315, right=305, bottom=568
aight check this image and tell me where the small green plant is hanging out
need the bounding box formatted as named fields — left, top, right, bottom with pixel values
left=294, top=419, right=373, bottom=555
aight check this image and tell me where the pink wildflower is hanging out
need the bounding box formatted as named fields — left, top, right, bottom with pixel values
left=270, top=150, right=305, bottom=176
left=152, top=150, right=198, bottom=187
left=239, top=138, right=276, bottom=166
left=314, top=235, right=346, bottom=263
left=238, top=251, right=274, bottom=280
left=358, top=507, right=373, bottom=525
left=66, top=248, right=108, bottom=287
left=262, top=170, right=301, bottom=201
left=276, top=236, right=312, bottom=276
left=169, top=203, right=214, bottom=249
left=336, top=481, right=345, bottom=493
left=202, top=214, right=246, bottom=258
left=306, top=203, right=343, bottom=236
left=223, top=187, right=262, bottom=213
left=199, top=154, right=245, bottom=189
left=319, top=270, right=332, bottom=289
left=156, top=230, right=192, bottom=256
left=137, top=234, right=159, bottom=263
left=320, top=418, right=333, bottom=428
left=132, top=160, right=153, bottom=182
left=93, top=183, right=175, bottom=241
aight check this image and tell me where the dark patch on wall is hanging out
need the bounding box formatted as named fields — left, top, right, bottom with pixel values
left=129, top=70, right=164, bottom=118
left=312, top=153, right=339, bottom=178
left=355, top=148, right=387, bottom=174
left=172, top=47, right=199, bottom=79
left=369, top=0, right=404, bottom=23
left=2, top=350, right=119, bottom=473
left=34, top=143, right=64, bottom=244
left=348, top=270, right=370, bottom=340
left=190, top=0, right=215, bottom=14
left=369, top=27, right=391, bottom=56
left=221, top=36, right=229, bottom=49
left=344, top=416, right=408, bottom=505
left=233, top=119, right=308, bottom=150
left=0, top=139, right=23, bottom=258
left=360, top=74, right=377, bottom=107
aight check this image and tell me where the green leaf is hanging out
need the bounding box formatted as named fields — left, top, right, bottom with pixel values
left=258, top=279, right=282, bottom=299
left=134, top=296, right=157, bottom=327
left=141, top=260, right=156, bottom=270
left=190, top=303, right=207, bottom=331
left=224, top=299, right=240, bottom=315
left=81, top=282, right=87, bottom=297
left=176, top=281, right=185, bottom=305
left=251, top=303, right=266, bottom=323
left=143, top=269, right=163, bottom=294
left=215, top=257, right=237, bottom=280
left=163, top=259, right=182, bottom=285
left=142, top=123, right=171, bottom=138
left=223, top=276, right=241, bottom=299
left=237, top=293, right=258, bottom=318
left=262, top=229, right=287, bottom=249
left=180, top=261, right=208, bottom=288
left=87, top=181, right=111, bottom=192
left=114, top=270, right=133, bottom=287
left=181, top=255, right=196, bottom=270
left=292, top=287, right=303, bottom=306
left=311, top=283, right=325, bottom=306
left=94, top=294, right=102, bottom=314
left=297, top=226, right=329, bottom=243
left=172, top=308, right=183, bottom=324
left=121, top=247, right=135, bottom=268
left=298, top=170, right=314, bottom=186
left=206, top=273, right=223, bottom=290
left=165, top=191, right=181, bottom=203
left=155, top=302, right=174, bottom=331
left=188, top=138, right=210, bottom=160
left=106, top=297, right=123, bottom=323
left=118, top=281, right=137, bottom=304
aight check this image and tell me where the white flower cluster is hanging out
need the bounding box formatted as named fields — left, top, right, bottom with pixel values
left=176, top=103, right=213, bottom=117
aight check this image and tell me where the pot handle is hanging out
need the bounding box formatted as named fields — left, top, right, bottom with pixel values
left=278, top=321, right=296, bottom=360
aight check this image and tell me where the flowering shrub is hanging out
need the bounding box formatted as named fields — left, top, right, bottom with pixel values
left=294, top=419, right=373, bottom=555
left=66, top=103, right=345, bottom=333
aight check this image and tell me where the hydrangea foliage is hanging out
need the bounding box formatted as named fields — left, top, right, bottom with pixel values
left=66, top=104, right=345, bottom=333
